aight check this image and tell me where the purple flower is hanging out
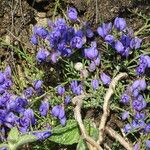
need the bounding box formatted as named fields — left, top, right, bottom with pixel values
left=70, top=80, right=82, bottom=95
left=0, top=72, right=5, bottom=84
left=34, top=26, right=48, bottom=39
left=88, top=62, right=96, bottom=72
left=34, top=80, right=43, bottom=90
left=145, top=140, right=150, bottom=149
left=124, top=123, right=132, bottom=133
left=97, top=22, right=112, bottom=38
left=132, top=95, right=147, bottom=111
left=100, top=73, right=111, bottom=85
left=136, top=64, right=146, bottom=75
left=93, top=55, right=101, bottom=66
left=132, top=119, right=145, bottom=129
left=18, top=117, right=30, bottom=133
left=36, top=49, right=50, bottom=63
left=51, top=52, right=60, bottom=63
left=31, top=35, right=38, bottom=45
left=4, top=112, right=17, bottom=128
left=4, top=66, right=11, bottom=78
left=1, top=79, right=13, bottom=90
left=64, top=95, right=71, bottom=105
left=133, top=143, right=140, bottom=150
left=70, top=36, right=83, bottom=49
left=105, top=35, right=114, bottom=44
left=51, top=105, right=61, bottom=117
left=120, top=93, right=130, bottom=104
left=57, top=85, right=65, bottom=96
left=132, top=89, right=139, bottom=97
left=139, top=79, right=147, bottom=91
left=115, top=40, right=124, bottom=53
left=33, top=131, right=52, bottom=141
left=132, top=80, right=140, bottom=90
left=114, top=17, right=126, bottom=31
left=67, top=7, right=78, bottom=21
left=130, top=37, right=142, bottom=49
left=121, top=111, right=129, bottom=120
left=58, top=107, right=65, bottom=119
left=134, top=112, right=145, bottom=120
left=144, top=124, right=150, bottom=133
left=60, top=116, right=66, bottom=126
left=23, top=87, right=34, bottom=99
left=84, top=41, right=98, bottom=60
left=23, top=108, right=36, bottom=125
left=91, top=79, right=99, bottom=90
left=39, top=101, right=50, bottom=116
left=86, top=28, right=94, bottom=38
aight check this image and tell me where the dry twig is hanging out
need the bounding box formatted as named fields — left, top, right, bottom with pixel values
left=72, top=95, right=103, bottom=150
left=105, top=126, right=133, bottom=150
left=98, top=73, right=128, bottom=145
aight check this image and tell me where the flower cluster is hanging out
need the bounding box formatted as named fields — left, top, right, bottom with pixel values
left=97, top=17, right=142, bottom=57
left=30, top=7, right=97, bottom=64
left=0, top=66, right=53, bottom=142
left=136, top=55, right=150, bottom=75
left=120, top=78, right=149, bottom=148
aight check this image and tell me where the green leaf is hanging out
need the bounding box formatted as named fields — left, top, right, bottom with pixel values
left=84, top=120, right=99, bottom=141
left=15, top=134, right=37, bottom=148
left=49, top=119, right=80, bottom=145
left=76, top=138, right=88, bottom=150
left=7, top=127, right=20, bottom=144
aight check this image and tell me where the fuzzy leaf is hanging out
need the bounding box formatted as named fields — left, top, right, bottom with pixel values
left=49, top=119, right=80, bottom=145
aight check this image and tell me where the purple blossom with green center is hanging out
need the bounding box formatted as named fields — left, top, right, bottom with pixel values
left=97, top=22, right=112, bottom=38
left=114, top=17, right=126, bottom=31
left=31, top=35, right=38, bottom=45
left=120, top=93, right=130, bottom=104
left=67, top=7, right=78, bottom=21
left=100, top=73, right=111, bottom=85
left=57, top=85, right=65, bottom=96
left=39, top=101, right=50, bottom=116
left=91, top=79, right=99, bottom=90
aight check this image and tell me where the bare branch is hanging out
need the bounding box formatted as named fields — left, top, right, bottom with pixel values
left=72, top=95, right=103, bottom=150
left=105, top=126, right=133, bottom=150
left=98, top=73, right=128, bottom=145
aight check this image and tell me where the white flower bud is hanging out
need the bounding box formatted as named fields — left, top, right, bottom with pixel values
left=74, top=62, right=83, bottom=71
